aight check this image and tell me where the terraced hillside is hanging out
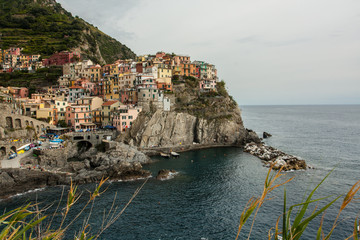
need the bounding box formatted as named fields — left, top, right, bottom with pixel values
left=0, top=0, right=136, bottom=64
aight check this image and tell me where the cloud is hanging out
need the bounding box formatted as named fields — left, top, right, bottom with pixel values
left=56, top=0, right=360, bottom=104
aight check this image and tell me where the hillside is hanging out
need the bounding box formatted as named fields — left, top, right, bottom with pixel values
left=0, top=66, right=62, bottom=94
left=0, top=0, right=136, bottom=64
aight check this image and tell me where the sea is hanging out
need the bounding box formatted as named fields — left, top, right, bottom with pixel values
left=1, top=105, right=360, bottom=239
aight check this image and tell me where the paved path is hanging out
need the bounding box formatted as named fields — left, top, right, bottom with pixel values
left=0, top=141, right=50, bottom=169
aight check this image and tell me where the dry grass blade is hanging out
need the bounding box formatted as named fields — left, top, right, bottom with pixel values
left=247, top=166, right=293, bottom=240
left=90, top=177, right=109, bottom=201
left=341, top=180, right=360, bottom=211
left=235, top=197, right=259, bottom=240
left=324, top=180, right=360, bottom=240
left=234, top=166, right=293, bottom=240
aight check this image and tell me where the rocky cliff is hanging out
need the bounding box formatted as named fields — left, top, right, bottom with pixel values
left=123, top=78, right=260, bottom=150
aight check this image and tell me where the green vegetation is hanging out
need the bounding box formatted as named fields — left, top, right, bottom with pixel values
left=57, top=120, right=67, bottom=128
left=0, top=66, right=62, bottom=93
left=235, top=167, right=360, bottom=240
left=173, top=76, right=237, bottom=121
left=0, top=0, right=136, bottom=63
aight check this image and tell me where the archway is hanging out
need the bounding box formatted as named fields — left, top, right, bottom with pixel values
left=77, top=141, right=93, bottom=154
left=6, top=117, right=13, bottom=128
left=40, top=124, right=44, bottom=130
left=15, top=118, right=22, bottom=128
left=74, top=136, right=84, bottom=140
left=0, top=147, right=6, bottom=157
left=36, top=125, right=40, bottom=133
left=30, top=121, right=34, bottom=128
left=10, top=146, right=17, bottom=153
left=25, top=120, right=29, bottom=126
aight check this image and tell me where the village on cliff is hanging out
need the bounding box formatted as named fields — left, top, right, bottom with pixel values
left=0, top=48, right=218, bottom=133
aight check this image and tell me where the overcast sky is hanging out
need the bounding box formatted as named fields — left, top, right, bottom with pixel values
left=57, top=0, right=360, bottom=105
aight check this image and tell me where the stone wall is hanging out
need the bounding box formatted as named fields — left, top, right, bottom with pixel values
left=0, top=103, right=53, bottom=138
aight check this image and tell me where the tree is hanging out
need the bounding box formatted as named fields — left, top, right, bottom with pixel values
left=57, top=120, right=67, bottom=128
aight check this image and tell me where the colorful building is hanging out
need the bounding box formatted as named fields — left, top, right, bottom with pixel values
left=43, top=51, right=81, bottom=66
left=65, top=104, right=94, bottom=130
left=112, top=105, right=142, bottom=132
left=156, top=78, right=173, bottom=91
left=101, top=100, right=121, bottom=126
left=199, top=79, right=217, bottom=92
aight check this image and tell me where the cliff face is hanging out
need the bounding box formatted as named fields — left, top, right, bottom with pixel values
left=124, top=79, right=259, bottom=149
left=127, top=109, right=247, bottom=148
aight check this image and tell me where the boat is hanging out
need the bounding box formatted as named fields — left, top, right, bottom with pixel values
left=160, top=152, right=170, bottom=158
left=8, top=152, right=17, bottom=159
left=171, top=151, right=180, bottom=157
left=50, top=138, right=64, bottom=143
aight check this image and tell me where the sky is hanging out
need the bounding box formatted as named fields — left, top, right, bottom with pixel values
left=57, top=0, right=360, bottom=105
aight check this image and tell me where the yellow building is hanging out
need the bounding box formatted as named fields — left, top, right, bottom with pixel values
left=36, top=107, right=54, bottom=123
left=101, top=100, right=121, bottom=126
left=172, top=65, right=182, bottom=76
left=92, top=107, right=102, bottom=127
left=89, top=65, right=102, bottom=82
left=109, top=64, right=119, bottom=75
left=158, top=67, right=172, bottom=78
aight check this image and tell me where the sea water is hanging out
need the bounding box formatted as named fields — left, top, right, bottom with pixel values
left=1, top=105, right=359, bottom=239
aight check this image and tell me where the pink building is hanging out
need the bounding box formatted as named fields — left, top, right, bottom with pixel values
left=118, top=64, right=131, bottom=74
left=81, top=80, right=96, bottom=95
left=66, top=104, right=94, bottom=130
left=9, top=48, right=21, bottom=56
left=112, top=105, right=142, bottom=131
left=43, top=51, right=81, bottom=66
left=8, top=87, right=29, bottom=98
left=199, top=79, right=217, bottom=92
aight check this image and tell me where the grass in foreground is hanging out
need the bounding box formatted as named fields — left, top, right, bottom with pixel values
left=235, top=166, right=360, bottom=240
left=0, top=177, right=147, bottom=240
left=1, top=167, right=359, bottom=239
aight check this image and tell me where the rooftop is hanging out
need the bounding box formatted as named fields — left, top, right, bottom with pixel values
left=102, top=100, right=119, bottom=106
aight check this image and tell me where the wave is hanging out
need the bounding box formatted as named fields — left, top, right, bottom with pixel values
left=12, top=187, right=46, bottom=198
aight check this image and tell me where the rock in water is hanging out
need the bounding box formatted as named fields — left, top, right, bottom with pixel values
left=244, top=142, right=308, bottom=171
left=263, top=132, right=272, bottom=138
left=156, top=169, right=178, bottom=180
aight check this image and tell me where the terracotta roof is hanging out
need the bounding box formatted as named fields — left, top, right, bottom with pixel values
left=102, top=100, right=118, bottom=106
left=69, top=86, right=84, bottom=89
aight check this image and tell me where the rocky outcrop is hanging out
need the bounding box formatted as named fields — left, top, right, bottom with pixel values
left=33, top=141, right=151, bottom=185
left=156, top=169, right=178, bottom=180
left=244, top=143, right=307, bottom=171
left=124, top=109, right=256, bottom=149
left=0, top=168, right=70, bottom=198
left=263, top=132, right=272, bottom=138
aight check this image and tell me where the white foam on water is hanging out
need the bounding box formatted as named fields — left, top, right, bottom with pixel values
left=12, top=187, right=46, bottom=198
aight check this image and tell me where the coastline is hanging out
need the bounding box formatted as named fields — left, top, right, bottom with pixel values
left=0, top=138, right=310, bottom=199
left=140, top=143, right=242, bottom=156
